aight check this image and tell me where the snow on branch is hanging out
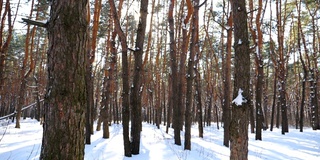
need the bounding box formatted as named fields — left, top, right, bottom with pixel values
left=232, top=88, right=247, bottom=106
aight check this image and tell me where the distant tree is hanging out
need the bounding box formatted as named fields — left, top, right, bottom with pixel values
left=40, top=1, right=88, bottom=159
left=229, top=0, right=250, bottom=159
left=15, top=0, right=36, bottom=128
left=0, top=0, right=17, bottom=95
left=86, top=0, right=102, bottom=144
left=295, top=0, right=308, bottom=132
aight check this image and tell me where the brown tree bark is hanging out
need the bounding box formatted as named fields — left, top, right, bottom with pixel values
left=40, top=0, right=88, bottom=159
left=191, top=1, right=203, bottom=139
left=305, top=1, right=320, bottom=130
left=108, top=0, right=131, bottom=157
left=0, top=0, right=16, bottom=93
left=130, top=0, right=148, bottom=154
left=223, top=8, right=232, bottom=147
left=249, top=0, right=265, bottom=140
left=168, top=0, right=181, bottom=146
left=276, top=0, right=289, bottom=134
left=86, top=0, right=102, bottom=144
left=184, top=0, right=193, bottom=150
left=15, top=0, right=36, bottom=128
left=229, top=0, right=250, bottom=159
left=295, top=0, right=307, bottom=132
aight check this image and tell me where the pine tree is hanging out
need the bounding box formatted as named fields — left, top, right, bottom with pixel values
left=40, top=1, right=88, bottom=159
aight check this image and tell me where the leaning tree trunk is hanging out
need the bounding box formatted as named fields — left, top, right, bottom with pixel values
left=229, top=0, right=250, bottom=159
left=40, top=1, right=88, bottom=159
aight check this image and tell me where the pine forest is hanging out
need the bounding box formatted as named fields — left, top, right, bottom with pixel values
left=0, top=0, right=320, bottom=160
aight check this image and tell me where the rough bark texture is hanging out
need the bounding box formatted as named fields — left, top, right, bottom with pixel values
left=229, top=0, right=250, bottom=159
left=40, top=1, right=88, bottom=159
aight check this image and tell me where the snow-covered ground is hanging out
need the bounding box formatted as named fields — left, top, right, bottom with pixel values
left=0, top=118, right=320, bottom=160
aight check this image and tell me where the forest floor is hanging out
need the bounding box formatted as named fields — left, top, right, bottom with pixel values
left=0, top=118, right=320, bottom=160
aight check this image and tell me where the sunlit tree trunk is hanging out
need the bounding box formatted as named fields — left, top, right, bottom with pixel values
left=15, top=0, right=36, bottom=128
left=0, top=0, right=16, bottom=101
left=85, top=0, right=102, bottom=144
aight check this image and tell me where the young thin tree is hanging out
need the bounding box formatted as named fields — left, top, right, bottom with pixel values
left=229, top=0, right=250, bottom=159
left=40, top=0, right=89, bottom=159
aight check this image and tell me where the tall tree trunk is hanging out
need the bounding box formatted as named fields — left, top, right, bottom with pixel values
left=229, top=0, right=250, bottom=159
left=108, top=0, right=131, bottom=157
left=253, top=0, right=264, bottom=140
left=16, top=0, right=36, bottom=128
left=130, top=0, right=148, bottom=154
left=223, top=11, right=233, bottom=147
left=305, top=0, right=320, bottom=130
left=40, top=1, right=88, bottom=159
left=192, top=1, right=202, bottom=137
left=168, top=0, right=181, bottom=146
left=184, top=0, right=193, bottom=150
left=0, top=0, right=14, bottom=89
left=276, top=0, right=288, bottom=134
left=296, top=0, right=307, bottom=132
left=86, top=0, right=102, bottom=144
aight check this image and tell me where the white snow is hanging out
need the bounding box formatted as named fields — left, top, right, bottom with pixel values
left=232, top=88, right=247, bottom=106
left=1, top=118, right=320, bottom=160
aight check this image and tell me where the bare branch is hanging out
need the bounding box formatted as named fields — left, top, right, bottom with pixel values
left=21, top=18, right=47, bottom=28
